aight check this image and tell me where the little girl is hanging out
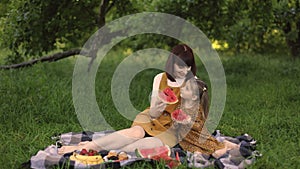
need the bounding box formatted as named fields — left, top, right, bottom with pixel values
left=175, top=78, right=239, bottom=158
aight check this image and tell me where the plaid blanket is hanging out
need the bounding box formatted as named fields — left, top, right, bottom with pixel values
left=25, top=130, right=261, bottom=169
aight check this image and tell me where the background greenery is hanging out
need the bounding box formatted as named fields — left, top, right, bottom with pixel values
left=0, top=49, right=299, bottom=168
left=0, top=0, right=300, bottom=168
left=0, top=0, right=299, bottom=64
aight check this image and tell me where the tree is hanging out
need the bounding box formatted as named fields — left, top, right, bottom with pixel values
left=0, top=0, right=141, bottom=64
left=1, top=0, right=299, bottom=65
left=273, top=0, right=300, bottom=58
left=0, top=0, right=100, bottom=63
left=0, top=0, right=10, bottom=17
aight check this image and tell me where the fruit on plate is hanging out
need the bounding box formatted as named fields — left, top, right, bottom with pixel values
left=158, top=88, right=178, bottom=104
left=106, top=150, right=118, bottom=158
left=171, top=109, right=191, bottom=124
left=69, top=149, right=104, bottom=165
left=103, top=150, right=130, bottom=161
left=135, top=145, right=171, bottom=158
left=118, top=151, right=129, bottom=161
left=79, top=148, right=88, bottom=155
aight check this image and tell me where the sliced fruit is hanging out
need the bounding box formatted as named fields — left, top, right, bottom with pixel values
left=158, top=88, right=178, bottom=104
left=171, top=109, right=191, bottom=124
left=135, top=145, right=171, bottom=158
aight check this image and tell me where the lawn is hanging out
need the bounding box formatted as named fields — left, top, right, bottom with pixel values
left=0, top=50, right=299, bottom=168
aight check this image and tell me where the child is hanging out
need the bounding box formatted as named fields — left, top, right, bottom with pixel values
left=176, top=78, right=239, bottom=158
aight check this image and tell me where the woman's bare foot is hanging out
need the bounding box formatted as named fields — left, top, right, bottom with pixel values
left=223, top=140, right=239, bottom=150
left=212, top=145, right=228, bottom=158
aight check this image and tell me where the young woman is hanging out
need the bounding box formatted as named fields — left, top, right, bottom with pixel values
left=131, top=44, right=197, bottom=147
left=58, top=44, right=198, bottom=154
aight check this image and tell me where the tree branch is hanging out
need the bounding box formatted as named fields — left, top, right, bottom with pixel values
left=105, top=0, right=116, bottom=15
left=0, top=49, right=81, bottom=70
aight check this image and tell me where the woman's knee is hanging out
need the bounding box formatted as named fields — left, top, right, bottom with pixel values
left=130, top=126, right=145, bottom=138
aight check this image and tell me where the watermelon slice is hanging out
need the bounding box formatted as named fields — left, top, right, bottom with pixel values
left=158, top=88, right=178, bottom=104
left=171, top=109, right=191, bottom=124
left=135, top=145, right=171, bottom=159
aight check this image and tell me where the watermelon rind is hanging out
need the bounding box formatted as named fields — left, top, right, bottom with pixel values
left=135, top=148, right=143, bottom=158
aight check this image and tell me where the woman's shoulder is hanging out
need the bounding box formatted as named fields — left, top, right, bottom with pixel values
left=154, top=72, right=164, bottom=78
left=153, top=72, right=164, bottom=81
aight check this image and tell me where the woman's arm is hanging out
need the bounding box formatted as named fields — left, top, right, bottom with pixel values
left=149, top=73, right=166, bottom=118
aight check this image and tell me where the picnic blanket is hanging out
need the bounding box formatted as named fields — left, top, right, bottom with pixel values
left=23, top=130, right=261, bottom=169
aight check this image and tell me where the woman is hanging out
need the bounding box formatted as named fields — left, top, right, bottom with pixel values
left=58, top=44, right=199, bottom=154
left=131, top=44, right=197, bottom=147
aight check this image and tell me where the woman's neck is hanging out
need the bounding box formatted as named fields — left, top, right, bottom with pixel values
left=175, top=78, right=185, bottom=86
left=167, top=77, right=185, bottom=87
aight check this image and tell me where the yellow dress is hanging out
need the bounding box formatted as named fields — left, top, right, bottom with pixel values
left=131, top=73, right=181, bottom=147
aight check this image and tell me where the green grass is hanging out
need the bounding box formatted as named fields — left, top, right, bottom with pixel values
left=0, top=51, right=299, bottom=168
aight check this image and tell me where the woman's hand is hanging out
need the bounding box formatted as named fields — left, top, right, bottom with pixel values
left=149, top=96, right=167, bottom=119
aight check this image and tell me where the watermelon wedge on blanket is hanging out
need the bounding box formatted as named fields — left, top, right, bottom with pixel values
left=136, top=146, right=181, bottom=169
left=171, top=109, right=191, bottom=124
left=158, top=88, right=178, bottom=104
left=135, top=145, right=171, bottom=158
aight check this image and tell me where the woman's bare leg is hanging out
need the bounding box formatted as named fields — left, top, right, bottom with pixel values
left=212, top=140, right=240, bottom=158
left=58, top=126, right=145, bottom=154
left=119, top=137, right=164, bottom=152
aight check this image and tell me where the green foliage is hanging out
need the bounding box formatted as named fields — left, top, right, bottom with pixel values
left=224, top=0, right=274, bottom=53
left=129, top=0, right=295, bottom=55
left=152, top=0, right=226, bottom=39
left=0, top=0, right=9, bottom=17
left=0, top=0, right=99, bottom=63
left=0, top=0, right=300, bottom=62
left=272, top=0, right=300, bottom=57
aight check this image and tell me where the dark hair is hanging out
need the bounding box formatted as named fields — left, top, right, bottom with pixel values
left=196, top=79, right=209, bottom=119
left=165, top=44, right=197, bottom=82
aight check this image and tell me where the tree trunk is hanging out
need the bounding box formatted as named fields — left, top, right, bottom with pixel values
left=88, top=0, right=115, bottom=70
left=282, top=2, right=300, bottom=58
left=289, top=21, right=300, bottom=58
left=284, top=21, right=300, bottom=58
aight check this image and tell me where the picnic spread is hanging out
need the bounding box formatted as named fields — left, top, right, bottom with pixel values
left=21, top=130, right=261, bottom=169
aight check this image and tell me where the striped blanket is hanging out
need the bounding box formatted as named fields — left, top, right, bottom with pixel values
left=22, top=130, right=261, bottom=169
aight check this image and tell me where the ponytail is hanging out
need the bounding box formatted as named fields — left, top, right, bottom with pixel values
left=196, top=79, right=209, bottom=119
